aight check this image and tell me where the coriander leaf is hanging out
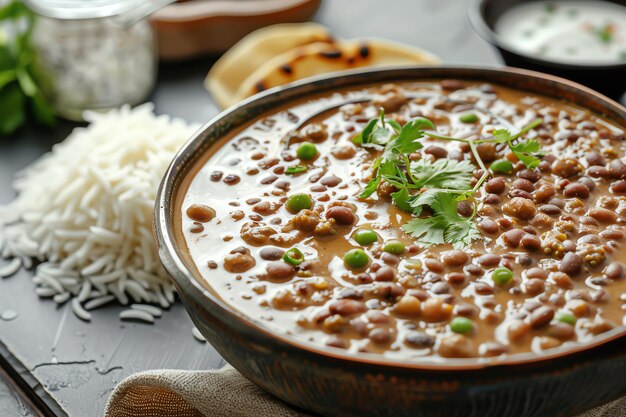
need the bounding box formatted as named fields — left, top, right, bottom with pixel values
left=370, top=126, right=394, bottom=146
left=409, top=188, right=441, bottom=216
left=0, top=1, right=31, bottom=20
left=360, top=176, right=381, bottom=199
left=0, top=81, right=25, bottom=135
left=513, top=118, right=543, bottom=139
left=387, top=119, right=402, bottom=133
left=380, top=159, right=401, bottom=175
left=285, top=165, right=307, bottom=175
left=351, top=118, right=377, bottom=145
left=384, top=118, right=432, bottom=157
left=0, top=46, right=15, bottom=72
left=403, top=191, right=481, bottom=248
left=0, top=69, right=16, bottom=90
left=489, top=119, right=544, bottom=168
left=492, top=128, right=512, bottom=143
left=380, top=160, right=410, bottom=188
left=395, top=118, right=434, bottom=145
left=403, top=216, right=446, bottom=246
left=390, top=186, right=413, bottom=212
left=31, top=91, right=56, bottom=127
left=0, top=1, right=54, bottom=134
left=352, top=118, right=395, bottom=147
left=360, top=159, right=396, bottom=199
left=409, top=158, right=474, bottom=190
left=445, top=218, right=482, bottom=249
left=16, top=67, right=36, bottom=96
left=492, top=119, right=543, bottom=143
left=510, top=139, right=545, bottom=169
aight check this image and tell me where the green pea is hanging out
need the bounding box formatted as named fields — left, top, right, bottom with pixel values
left=490, top=159, right=514, bottom=174
left=296, top=142, right=318, bottom=161
left=556, top=312, right=577, bottom=325
left=460, top=113, right=479, bottom=124
left=285, top=193, right=312, bottom=214
left=450, top=317, right=474, bottom=334
left=283, top=248, right=305, bottom=265
left=492, top=267, right=513, bottom=286
left=343, top=249, right=370, bottom=269
left=383, top=240, right=405, bottom=255
left=353, top=229, right=379, bottom=246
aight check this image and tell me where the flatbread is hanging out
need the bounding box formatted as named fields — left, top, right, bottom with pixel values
left=215, top=37, right=440, bottom=108
left=206, top=22, right=333, bottom=109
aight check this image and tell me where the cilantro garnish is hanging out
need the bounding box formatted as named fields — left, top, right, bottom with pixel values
left=353, top=109, right=433, bottom=198
left=595, top=23, right=614, bottom=44
left=409, top=158, right=475, bottom=190
left=488, top=118, right=545, bottom=168
left=353, top=111, right=544, bottom=248
left=403, top=192, right=481, bottom=249
left=0, top=1, right=56, bottom=135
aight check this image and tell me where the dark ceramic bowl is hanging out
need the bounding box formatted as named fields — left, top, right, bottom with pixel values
left=469, top=0, right=626, bottom=101
left=156, top=66, right=626, bottom=417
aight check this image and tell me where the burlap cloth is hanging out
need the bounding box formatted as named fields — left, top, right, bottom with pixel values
left=104, top=365, right=625, bottom=417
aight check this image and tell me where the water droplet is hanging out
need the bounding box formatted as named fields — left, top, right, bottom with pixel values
left=1, top=310, right=18, bottom=321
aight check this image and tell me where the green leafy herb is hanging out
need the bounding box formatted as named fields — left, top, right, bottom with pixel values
left=0, top=82, right=25, bottom=134
left=355, top=115, right=430, bottom=198
left=409, top=158, right=474, bottom=190
left=285, top=165, right=308, bottom=175
left=0, top=0, right=55, bottom=135
left=385, top=118, right=433, bottom=155
left=489, top=118, right=545, bottom=169
left=509, top=139, right=545, bottom=169
left=595, top=23, right=614, bottom=44
left=390, top=186, right=412, bottom=212
left=403, top=192, right=480, bottom=249
left=354, top=110, right=544, bottom=248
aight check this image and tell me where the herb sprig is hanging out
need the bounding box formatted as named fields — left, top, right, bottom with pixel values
left=0, top=0, right=55, bottom=135
left=354, top=111, right=544, bottom=248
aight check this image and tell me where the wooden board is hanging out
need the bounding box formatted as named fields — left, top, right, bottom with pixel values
left=0, top=1, right=501, bottom=415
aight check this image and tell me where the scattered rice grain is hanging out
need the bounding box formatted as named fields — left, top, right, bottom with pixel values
left=192, top=327, right=206, bottom=343
left=71, top=298, right=92, bottom=322
left=119, top=309, right=155, bottom=323
left=53, top=292, right=70, bottom=304
left=84, top=295, right=116, bottom=310
left=131, top=303, right=163, bottom=317
left=0, top=258, right=21, bottom=278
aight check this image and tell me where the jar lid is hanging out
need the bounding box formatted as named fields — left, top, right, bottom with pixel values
left=22, top=0, right=165, bottom=20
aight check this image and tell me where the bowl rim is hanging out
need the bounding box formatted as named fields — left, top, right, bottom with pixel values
left=156, top=64, right=626, bottom=372
left=467, top=0, right=626, bottom=70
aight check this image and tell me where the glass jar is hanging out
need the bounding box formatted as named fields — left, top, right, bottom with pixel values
left=30, top=16, right=157, bottom=120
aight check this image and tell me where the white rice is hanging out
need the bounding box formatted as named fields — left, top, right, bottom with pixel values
left=0, top=258, right=21, bottom=278
left=0, top=104, right=197, bottom=320
left=192, top=326, right=206, bottom=343
left=71, top=297, right=92, bottom=322
left=84, top=295, right=116, bottom=310
left=131, top=303, right=163, bottom=317
left=119, top=309, right=155, bottom=323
